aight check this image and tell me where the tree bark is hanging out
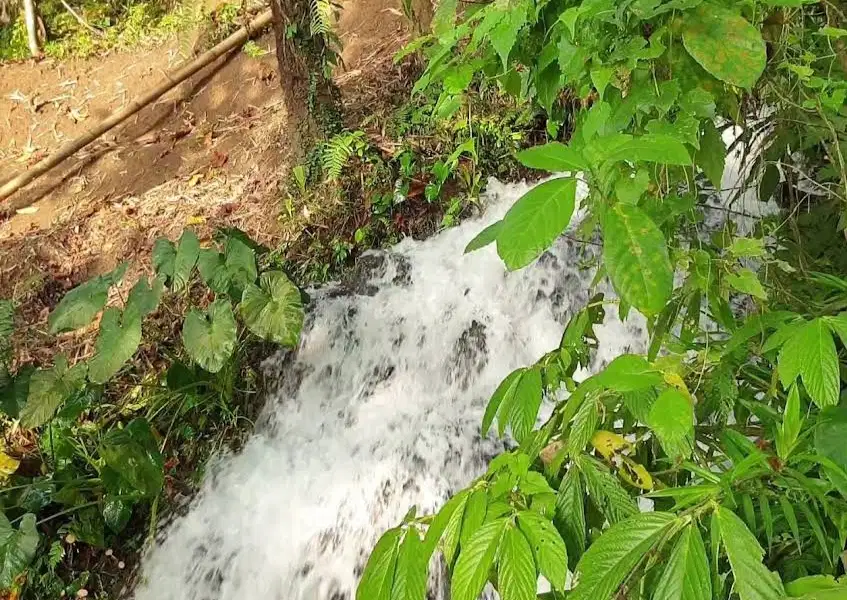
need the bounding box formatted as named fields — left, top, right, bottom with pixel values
left=22, top=0, right=40, bottom=57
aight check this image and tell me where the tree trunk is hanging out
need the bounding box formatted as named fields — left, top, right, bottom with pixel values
left=269, top=0, right=341, bottom=140
left=22, top=0, right=40, bottom=57
left=410, top=0, right=433, bottom=33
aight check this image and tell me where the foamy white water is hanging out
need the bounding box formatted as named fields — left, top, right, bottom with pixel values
left=132, top=178, right=654, bottom=600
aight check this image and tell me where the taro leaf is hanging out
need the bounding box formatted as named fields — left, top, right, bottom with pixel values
left=48, top=262, right=128, bottom=334
left=682, top=4, right=766, bottom=89
left=99, top=418, right=163, bottom=497
left=223, top=237, right=258, bottom=293
left=0, top=366, right=33, bottom=419
left=182, top=299, right=237, bottom=373
left=152, top=237, right=176, bottom=281
left=103, top=495, right=133, bottom=534
left=172, top=229, right=200, bottom=293
left=87, top=308, right=143, bottom=384
left=240, top=272, right=304, bottom=348
left=197, top=249, right=230, bottom=294
left=20, top=355, right=86, bottom=428
left=124, top=277, right=164, bottom=321
left=0, top=512, right=39, bottom=589
left=602, top=203, right=673, bottom=315
left=496, top=177, right=577, bottom=271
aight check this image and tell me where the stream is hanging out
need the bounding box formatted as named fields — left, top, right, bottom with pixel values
left=133, top=148, right=769, bottom=599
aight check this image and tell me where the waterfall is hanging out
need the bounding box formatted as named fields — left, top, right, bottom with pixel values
left=132, top=177, right=654, bottom=600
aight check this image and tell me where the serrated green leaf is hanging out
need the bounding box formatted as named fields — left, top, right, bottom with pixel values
left=568, top=394, right=598, bottom=456
left=491, top=7, right=527, bottom=70
left=88, top=307, right=142, bottom=384
left=517, top=143, right=589, bottom=172
left=451, top=518, right=507, bottom=600
left=391, top=530, right=427, bottom=600
left=240, top=271, right=304, bottom=348
left=603, top=134, right=691, bottom=166
left=555, top=467, right=585, bottom=568
left=603, top=203, right=673, bottom=315
left=20, top=355, right=86, bottom=428
left=182, top=299, right=237, bottom=373
left=496, top=177, right=577, bottom=271
left=0, top=512, right=39, bottom=589
left=778, top=318, right=839, bottom=408
left=580, top=456, right=638, bottom=524
left=727, top=268, right=768, bottom=300
left=682, top=4, right=765, bottom=88
left=99, top=418, right=163, bottom=497
left=442, top=490, right=470, bottom=566
left=596, top=354, right=663, bottom=392
left=590, top=67, right=614, bottom=100
left=423, top=490, right=468, bottom=561
left=459, top=489, right=488, bottom=548
left=465, top=221, right=503, bottom=254
left=647, top=388, right=694, bottom=460
left=518, top=511, right=567, bottom=591
left=698, top=121, right=726, bottom=190
left=357, top=528, right=401, bottom=600
left=498, top=525, right=536, bottom=600
left=48, top=262, right=127, bottom=334
left=507, top=367, right=543, bottom=443
left=653, top=525, right=711, bottom=600
left=785, top=575, right=847, bottom=597
left=569, top=512, right=676, bottom=600
left=717, top=507, right=785, bottom=600
left=483, top=368, right=523, bottom=436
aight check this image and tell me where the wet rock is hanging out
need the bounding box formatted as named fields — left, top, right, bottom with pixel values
left=446, top=320, right=488, bottom=390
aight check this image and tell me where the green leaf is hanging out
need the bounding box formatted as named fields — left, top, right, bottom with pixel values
left=596, top=354, right=662, bottom=392
left=459, top=489, right=488, bottom=548
left=491, top=7, right=528, bottom=70
left=482, top=368, right=523, bottom=436
left=451, top=518, right=507, bottom=600
left=776, top=385, right=802, bottom=461
left=431, top=0, right=457, bottom=35
left=615, top=170, right=650, bottom=205
left=152, top=237, right=176, bottom=280
left=603, top=134, right=691, bottom=166
left=240, top=271, right=304, bottom=348
left=580, top=456, right=638, bottom=524
left=198, top=239, right=258, bottom=296
left=568, top=393, right=599, bottom=455
left=726, top=268, right=768, bottom=300
left=88, top=308, right=143, bottom=384
left=20, top=355, right=86, bottom=428
left=590, top=67, right=614, bottom=100
left=555, top=467, right=585, bottom=568
left=391, top=530, right=427, bottom=600
left=779, top=496, right=802, bottom=552
left=99, top=418, right=164, bottom=497
left=0, top=512, right=39, bottom=589
left=103, top=495, right=133, bottom=534
left=125, top=277, right=163, bottom=320
left=498, top=525, right=537, bottom=600
left=423, top=490, right=468, bottom=561
left=517, top=143, right=589, bottom=172
left=778, top=318, right=839, bottom=408
left=569, top=512, right=677, bottom=600
left=496, top=177, right=577, bottom=271
left=785, top=575, right=847, bottom=597
left=357, top=528, right=401, bottom=600
left=653, top=525, right=711, bottom=600
left=517, top=511, right=567, bottom=591
left=682, top=4, right=766, bottom=89
left=647, top=388, right=694, bottom=460
left=728, top=237, right=765, bottom=259
left=48, top=262, right=127, bottom=334
left=182, top=299, right=237, bottom=373
left=465, top=221, right=503, bottom=254
left=716, top=507, right=785, bottom=600
left=815, top=403, right=847, bottom=471
left=603, top=203, right=673, bottom=315
left=172, top=229, right=200, bottom=292
left=759, top=494, right=773, bottom=551
left=698, top=121, right=726, bottom=190
left=507, top=368, right=543, bottom=443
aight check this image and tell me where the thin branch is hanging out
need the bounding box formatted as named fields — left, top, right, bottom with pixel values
left=60, top=0, right=104, bottom=36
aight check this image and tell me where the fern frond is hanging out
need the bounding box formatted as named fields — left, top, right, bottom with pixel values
left=322, top=131, right=366, bottom=181
left=310, top=0, right=334, bottom=37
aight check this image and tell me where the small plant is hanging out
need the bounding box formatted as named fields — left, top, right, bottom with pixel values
left=321, top=130, right=368, bottom=181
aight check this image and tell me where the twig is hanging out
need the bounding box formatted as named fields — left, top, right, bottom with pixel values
left=59, top=0, right=104, bottom=37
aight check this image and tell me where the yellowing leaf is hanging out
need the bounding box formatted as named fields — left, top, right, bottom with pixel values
left=0, top=453, right=20, bottom=478
left=619, top=456, right=654, bottom=491
left=592, top=430, right=631, bottom=462
left=663, top=372, right=690, bottom=397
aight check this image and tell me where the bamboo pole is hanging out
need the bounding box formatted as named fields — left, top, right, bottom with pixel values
left=22, top=0, right=40, bottom=56
left=0, top=9, right=273, bottom=206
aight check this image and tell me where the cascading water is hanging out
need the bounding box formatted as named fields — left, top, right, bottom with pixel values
left=134, top=151, right=768, bottom=600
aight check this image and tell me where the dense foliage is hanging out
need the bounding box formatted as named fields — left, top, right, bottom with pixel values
left=359, top=1, right=847, bottom=600
left=0, top=228, right=304, bottom=597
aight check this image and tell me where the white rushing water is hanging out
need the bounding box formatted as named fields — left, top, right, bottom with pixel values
left=136, top=178, right=693, bottom=600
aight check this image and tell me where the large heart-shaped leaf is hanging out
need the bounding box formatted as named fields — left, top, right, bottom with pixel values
left=20, top=355, right=87, bottom=428
left=124, top=277, right=164, bottom=320
left=99, top=418, right=163, bottom=497
left=496, top=177, right=577, bottom=271
left=87, top=308, right=143, bottom=384
left=48, top=262, right=128, bottom=334
left=603, top=203, right=673, bottom=315
left=182, top=299, right=237, bottom=373
left=197, top=238, right=257, bottom=297
left=240, top=272, right=304, bottom=348
left=172, top=230, right=200, bottom=292
left=0, top=512, right=39, bottom=589
left=682, top=4, right=766, bottom=89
